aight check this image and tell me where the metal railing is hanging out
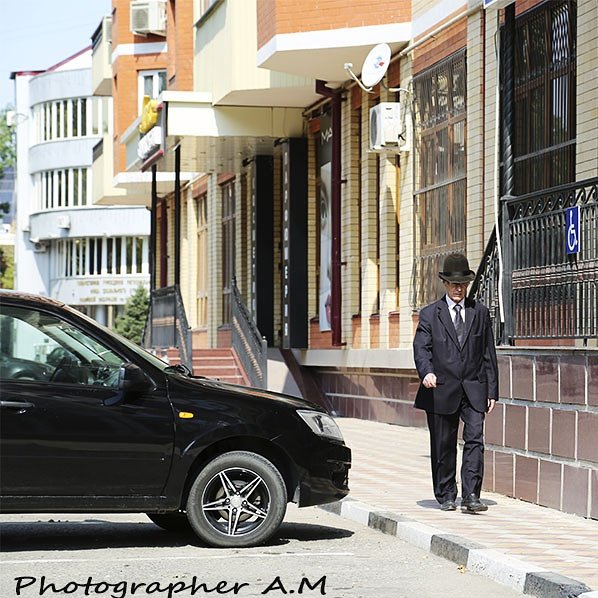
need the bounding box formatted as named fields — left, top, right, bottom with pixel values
left=145, top=284, right=192, bottom=370
left=471, top=177, right=598, bottom=344
left=231, top=277, right=267, bottom=389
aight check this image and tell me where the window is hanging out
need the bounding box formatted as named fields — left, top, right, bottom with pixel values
left=412, top=50, right=467, bottom=308
left=511, top=0, right=576, bottom=194
left=54, top=237, right=148, bottom=278
left=196, top=195, right=208, bottom=328
left=0, top=306, right=124, bottom=388
left=33, top=98, right=101, bottom=143
left=221, top=181, right=236, bottom=325
left=138, top=70, right=167, bottom=113
left=36, top=168, right=89, bottom=210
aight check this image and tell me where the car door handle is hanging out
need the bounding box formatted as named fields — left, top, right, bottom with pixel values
left=0, top=400, right=34, bottom=410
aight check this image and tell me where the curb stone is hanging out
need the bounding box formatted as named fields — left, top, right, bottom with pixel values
left=318, top=498, right=594, bottom=598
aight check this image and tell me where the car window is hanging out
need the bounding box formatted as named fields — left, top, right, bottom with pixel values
left=0, top=306, right=125, bottom=388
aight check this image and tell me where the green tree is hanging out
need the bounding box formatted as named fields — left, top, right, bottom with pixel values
left=0, top=244, right=14, bottom=289
left=114, top=285, right=149, bottom=344
left=0, top=105, right=16, bottom=178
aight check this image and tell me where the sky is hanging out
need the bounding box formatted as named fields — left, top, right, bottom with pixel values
left=1, top=0, right=112, bottom=109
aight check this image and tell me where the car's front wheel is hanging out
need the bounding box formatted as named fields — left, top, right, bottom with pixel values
left=186, top=451, right=287, bottom=548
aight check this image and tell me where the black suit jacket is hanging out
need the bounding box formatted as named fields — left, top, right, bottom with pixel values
left=413, top=297, right=498, bottom=415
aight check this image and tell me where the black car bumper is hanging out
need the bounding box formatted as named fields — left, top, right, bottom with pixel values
left=296, top=442, right=351, bottom=508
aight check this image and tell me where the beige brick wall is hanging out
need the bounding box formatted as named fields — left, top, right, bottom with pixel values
left=180, top=184, right=195, bottom=327
left=576, top=0, right=598, bottom=181
left=378, top=87, right=399, bottom=349
left=398, top=58, right=416, bottom=346
left=466, top=9, right=492, bottom=267
left=207, top=174, right=223, bottom=348
left=360, top=93, right=380, bottom=348
left=340, top=94, right=362, bottom=346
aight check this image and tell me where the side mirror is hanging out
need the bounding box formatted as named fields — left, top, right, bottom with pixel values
left=118, top=362, right=154, bottom=392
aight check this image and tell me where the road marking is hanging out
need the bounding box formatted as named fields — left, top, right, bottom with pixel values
left=0, top=552, right=354, bottom=565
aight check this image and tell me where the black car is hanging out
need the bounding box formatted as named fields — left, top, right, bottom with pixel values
left=0, top=291, right=350, bottom=547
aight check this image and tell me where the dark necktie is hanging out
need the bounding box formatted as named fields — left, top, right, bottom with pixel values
left=453, top=304, right=464, bottom=346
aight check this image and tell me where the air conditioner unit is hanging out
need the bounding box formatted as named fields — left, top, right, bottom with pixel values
left=57, top=215, right=70, bottom=229
left=130, top=0, right=166, bottom=36
left=369, top=102, right=408, bottom=153
left=33, top=241, right=48, bottom=253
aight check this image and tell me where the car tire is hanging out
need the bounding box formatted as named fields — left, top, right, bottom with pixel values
left=186, top=451, right=287, bottom=548
left=146, top=512, right=192, bottom=533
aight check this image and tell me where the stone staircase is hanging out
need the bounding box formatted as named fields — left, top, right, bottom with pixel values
left=166, top=347, right=248, bottom=386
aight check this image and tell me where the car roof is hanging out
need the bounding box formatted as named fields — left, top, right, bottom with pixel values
left=0, top=290, right=66, bottom=309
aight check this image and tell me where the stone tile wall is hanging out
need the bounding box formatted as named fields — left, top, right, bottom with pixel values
left=484, top=349, right=597, bottom=520
left=313, top=348, right=597, bottom=519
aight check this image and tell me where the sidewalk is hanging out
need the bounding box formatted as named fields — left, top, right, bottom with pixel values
left=322, top=418, right=598, bottom=597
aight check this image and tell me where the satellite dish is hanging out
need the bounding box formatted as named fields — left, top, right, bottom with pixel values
left=361, top=43, right=391, bottom=88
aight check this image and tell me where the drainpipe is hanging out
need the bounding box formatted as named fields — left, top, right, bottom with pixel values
left=174, top=144, right=181, bottom=287
left=150, top=164, right=157, bottom=292
left=315, top=80, right=343, bottom=347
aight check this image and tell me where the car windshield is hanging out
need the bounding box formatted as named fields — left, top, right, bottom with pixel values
left=60, top=305, right=172, bottom=372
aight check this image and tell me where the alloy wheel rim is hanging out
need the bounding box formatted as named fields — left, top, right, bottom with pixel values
left=201, top=467, right=271, bottom=537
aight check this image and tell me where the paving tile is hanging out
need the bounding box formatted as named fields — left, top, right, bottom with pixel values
left=337, top=417, right=598, bottom=591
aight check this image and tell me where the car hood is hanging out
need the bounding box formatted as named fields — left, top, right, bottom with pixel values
left=169, top=373, right=325, bottom=412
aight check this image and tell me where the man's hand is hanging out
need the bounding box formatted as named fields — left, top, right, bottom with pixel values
left=487, top=399, right=496, bottom=413
left=422, top=373, right=437, bottom=388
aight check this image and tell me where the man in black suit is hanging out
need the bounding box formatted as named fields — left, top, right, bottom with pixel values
left=413, top=253, right=498, bottom=513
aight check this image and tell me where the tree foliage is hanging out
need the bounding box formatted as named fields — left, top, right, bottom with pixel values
left=0, top=106, right=16, bottom=178
left=0, top=245, right=15, bottom=289
left=114, top=285, right=150, bottom=344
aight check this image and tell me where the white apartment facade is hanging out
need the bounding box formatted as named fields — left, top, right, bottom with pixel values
left=12, top=48, right=150, bottom=326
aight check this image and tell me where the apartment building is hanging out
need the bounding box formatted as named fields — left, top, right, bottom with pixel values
left=11, top=48, right=150, bottom=326
left=99, top=0, right=596, bottom=518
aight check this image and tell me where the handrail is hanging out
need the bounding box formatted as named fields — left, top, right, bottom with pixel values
left=144, top=284, right=192, bottom=371
left=231, top=277, right=267, bottom=388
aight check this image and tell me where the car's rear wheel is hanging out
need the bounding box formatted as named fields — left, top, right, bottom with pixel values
left=186, top=451, right=287, bottom=548
left=146, top=512, right=192, bottom=533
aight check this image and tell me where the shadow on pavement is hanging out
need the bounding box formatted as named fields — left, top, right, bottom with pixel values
left=0, top=518, right=353, bottom=552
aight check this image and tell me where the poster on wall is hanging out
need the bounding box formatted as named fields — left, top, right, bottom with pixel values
left=319, top=112, right=332, bottom=332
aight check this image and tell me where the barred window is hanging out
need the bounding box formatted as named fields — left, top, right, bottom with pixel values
left=512, top=0, right=576, bottom=194
left=412, top=50, right=467, bottom=308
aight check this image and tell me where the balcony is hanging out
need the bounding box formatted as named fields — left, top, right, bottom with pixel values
left=156, top=91, right=304, bottom=173
left=91, top=16, right=113, bottom=97
left=195, top=0, right=315, bottom=108
left=29, top=206, right=150, bottom=242
left=91, top=137, right=130, bottom=205
left=256, top=1, right=411, bottom=85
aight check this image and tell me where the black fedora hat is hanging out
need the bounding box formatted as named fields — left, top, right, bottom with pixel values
left=439, top=253, right=475, bottom=283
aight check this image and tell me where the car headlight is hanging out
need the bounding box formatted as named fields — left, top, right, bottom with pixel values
left=297, top=410, right=344, bottom=441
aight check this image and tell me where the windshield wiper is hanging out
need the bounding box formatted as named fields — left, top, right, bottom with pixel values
left=164, top=363, right=192, bottom=376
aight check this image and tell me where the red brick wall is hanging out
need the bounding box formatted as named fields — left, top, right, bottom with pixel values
left=413, top=18, right=467, bottom=74
left=257, top=0, right=411, bottom=49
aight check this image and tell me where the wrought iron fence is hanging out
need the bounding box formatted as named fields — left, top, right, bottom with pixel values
left=231, top=278, right=267, bottom=389
left=471, top=177, right=598, bottom=343
left=145, top=285, right=192, bottom=370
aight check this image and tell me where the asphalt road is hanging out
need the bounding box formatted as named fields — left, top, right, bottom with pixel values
left=0, top=506, right=522, bottom=598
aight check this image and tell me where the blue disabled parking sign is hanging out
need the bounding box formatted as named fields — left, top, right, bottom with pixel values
left=566, top=206, right=580, bottom=254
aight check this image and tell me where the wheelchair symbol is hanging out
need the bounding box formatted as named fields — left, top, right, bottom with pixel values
left=566, top=207, right=579, bottom=254
left=567, top=221, right=577, bottom=252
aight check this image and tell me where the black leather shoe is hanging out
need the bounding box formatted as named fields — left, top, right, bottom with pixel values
left=440, top=500, right=457, bottom=511
left=461, top=494, right=488, bottom=513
